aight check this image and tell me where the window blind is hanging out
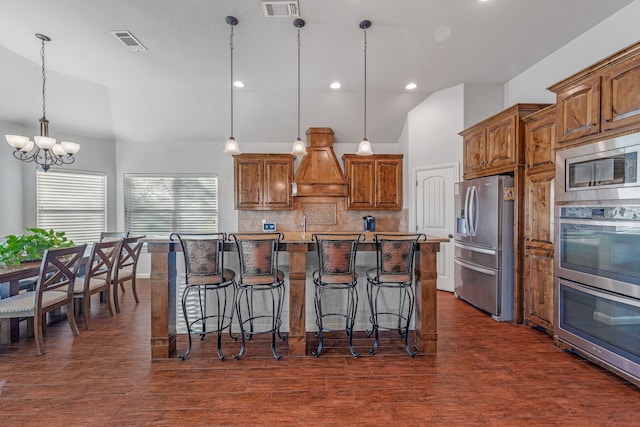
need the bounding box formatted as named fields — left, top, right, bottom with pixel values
left=124, top=174, right=218, bottom=236
left=37, top=170, right=107, bottom=244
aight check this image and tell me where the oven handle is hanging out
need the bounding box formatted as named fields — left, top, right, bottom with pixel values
left=558, top=218, right=639, bottom=228
left=454, top=258, right=497, bottom=276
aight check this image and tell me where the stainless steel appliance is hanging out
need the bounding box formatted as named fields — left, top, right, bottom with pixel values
left=556, top=133, right=640, bottom=202
left=363, top=215, right=375, bottom=231
left=555, top=134, right=640, bottom=387
left=454, top=175, right=514, bottom=321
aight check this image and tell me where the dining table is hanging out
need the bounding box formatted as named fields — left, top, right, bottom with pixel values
left=144, top=232, right=447, bottom=359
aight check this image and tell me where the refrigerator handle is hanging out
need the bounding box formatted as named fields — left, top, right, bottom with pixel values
left=469, top=185, right=479, bottom=237
left=454, top=258, right=497, bottom=276
left=464, top=185, right=472, bottom=237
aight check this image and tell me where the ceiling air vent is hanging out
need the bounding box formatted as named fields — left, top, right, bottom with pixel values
left=261, top=0, right=299, bottom=17
left=110, top=30, right=147, bottom=52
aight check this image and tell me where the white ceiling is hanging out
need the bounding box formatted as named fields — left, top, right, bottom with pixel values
left=0, top=0, right=634, bottom=145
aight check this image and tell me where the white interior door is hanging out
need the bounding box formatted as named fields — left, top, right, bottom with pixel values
left=414, top=163, right=459, bottom=292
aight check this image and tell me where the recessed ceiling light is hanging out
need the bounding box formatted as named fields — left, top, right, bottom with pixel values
left=233, top=81, right=245, bottom=88
left=405, top=82, right=417, bottom=90
left=330, top=82, right=341, bottom=89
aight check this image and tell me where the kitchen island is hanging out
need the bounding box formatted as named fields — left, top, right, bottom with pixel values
left=144, top=232, right=447, bottom=359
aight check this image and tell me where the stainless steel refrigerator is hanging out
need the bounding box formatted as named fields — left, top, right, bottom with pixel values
left=454, top=175, right=514, bottom=321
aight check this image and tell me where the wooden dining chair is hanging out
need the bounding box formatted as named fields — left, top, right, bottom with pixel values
left=63, top=240, right=121, bottom=329
left=112, top=236, right=144, bottom=313
left=0, top=244, right=87, bottom=355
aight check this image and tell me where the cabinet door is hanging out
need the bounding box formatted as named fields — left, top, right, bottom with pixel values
left=556, top=75, right=601, bottom=144
left=486, top=114, right=517, bottom=170
left=462, top=128, right=486, bottom=177
left=263, top=158, right=293, bottom=209
left=346, top=158, right=375, bottom=209
left=235, top=157, right=264, bottom=209
left=524, top=245, right=554, bottom=333
left=601, top=55, right=640, bottom=132
left=524, top=170, right=554, bottom=246
left=525, top=111, right=556, bottom=169
left=375, top=158, right=402, bottom=210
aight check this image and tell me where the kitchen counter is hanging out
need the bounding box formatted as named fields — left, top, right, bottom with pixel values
left=144, top=232, right=446, bottom=358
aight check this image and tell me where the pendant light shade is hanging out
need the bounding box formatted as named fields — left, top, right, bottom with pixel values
left=357, top=20, right=373, bottom=156
left=357, top=138, right=373, bottom=156
left=223, top=16, right=241, bottom=155
left=291, top=18, right=307, bottom=156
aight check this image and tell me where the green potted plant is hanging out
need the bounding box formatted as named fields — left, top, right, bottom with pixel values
left=0, top=227, right=75, bottom=267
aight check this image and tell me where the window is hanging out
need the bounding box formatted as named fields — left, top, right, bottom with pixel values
left=37, top=170, right=107, bottom=243
left=124, top=174, right=218, bottom=236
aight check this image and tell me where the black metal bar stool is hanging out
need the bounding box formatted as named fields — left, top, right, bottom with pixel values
left=229, top=232, right=286, bottom=360
left=366, top=233, right=426, bottom=356
left=170, top=233, right=236, bottom=360
left=311, top=233, right=364, bottom=358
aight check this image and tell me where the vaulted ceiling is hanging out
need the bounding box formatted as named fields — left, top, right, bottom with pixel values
left=0, top=0, right=634, bottom=145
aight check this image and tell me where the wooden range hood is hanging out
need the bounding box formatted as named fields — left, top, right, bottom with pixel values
left=293, top=127, right=347, bottom=197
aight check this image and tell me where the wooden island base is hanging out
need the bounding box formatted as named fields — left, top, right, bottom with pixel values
left=145, top=233, right=445, bottom=359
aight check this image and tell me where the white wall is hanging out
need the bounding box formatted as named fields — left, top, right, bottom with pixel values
left=0, top=121, right=27, bottom=236
left=505, top=0, right=640, bottom=105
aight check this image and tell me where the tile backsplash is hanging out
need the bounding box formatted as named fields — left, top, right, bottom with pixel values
left=237, top=197, right=407, bottom=233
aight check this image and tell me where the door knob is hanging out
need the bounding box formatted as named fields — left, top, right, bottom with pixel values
left=448, top=234, right=453, bottom=238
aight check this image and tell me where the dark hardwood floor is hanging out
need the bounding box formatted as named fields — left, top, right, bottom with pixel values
left=0, top=279, right=638, bottom=426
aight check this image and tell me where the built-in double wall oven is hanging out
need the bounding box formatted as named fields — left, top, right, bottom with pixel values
left=555, top=133, right=640, bottom=386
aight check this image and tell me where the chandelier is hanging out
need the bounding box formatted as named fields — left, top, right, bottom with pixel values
left=5, top=33, right=79, bottom=171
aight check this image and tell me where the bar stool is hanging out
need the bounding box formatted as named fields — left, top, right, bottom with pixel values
left=311, top=233, right=364, bottom=358
left=366, top=233, right=426, bottom=356
left=229, top=232, right=286, bottom=360
left=170, top=233, right=236, bottom=360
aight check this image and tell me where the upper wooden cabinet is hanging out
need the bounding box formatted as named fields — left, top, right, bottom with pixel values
left=460, top=104, right=549, bottom=179
left=523, top=105, right=556, bottom=170
left=234, top=154, right=295, bottom=210
left=342, top=154, right=403, bottom=210
left=549, top=41, right=640, bottom=147
left=554, top=75, right=600, bottom=143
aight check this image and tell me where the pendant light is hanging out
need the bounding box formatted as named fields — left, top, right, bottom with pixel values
left=223, top=16, right=241, bottom=155
left=356, top=20, right=374, bottom=156
left=291, top=18, right=307, bottom=156
left=6, top=33, right=80, bottom=171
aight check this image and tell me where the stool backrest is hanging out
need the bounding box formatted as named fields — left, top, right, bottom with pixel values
left=170, top=233, right=227, bottom=284
left=373, top=233, right=426, bottom=277
left=312, top=233, right=364, bottom=283
left=230, top=233, right=282, bottom=283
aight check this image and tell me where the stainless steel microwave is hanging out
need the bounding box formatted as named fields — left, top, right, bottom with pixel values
left=556, top=133, right=640, bottom=202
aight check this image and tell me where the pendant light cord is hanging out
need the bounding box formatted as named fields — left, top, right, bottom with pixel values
left=229, top=25, right=234, bottom=138
left=297, top=26, right=301, bottom=139
left=363, top=27, right=367, bottom=140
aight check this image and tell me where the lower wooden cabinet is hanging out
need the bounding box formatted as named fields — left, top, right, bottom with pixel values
left=523, top=168, right=555, bottom=334
left=523, top=245, right=554, bottom=333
